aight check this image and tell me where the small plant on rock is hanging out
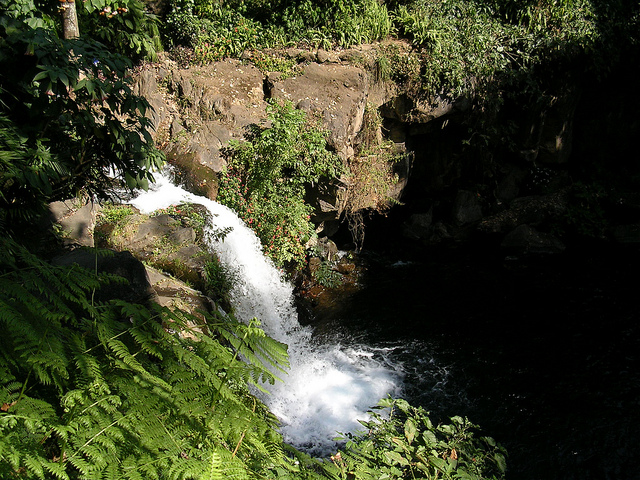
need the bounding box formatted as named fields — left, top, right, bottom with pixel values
left=204, top=256, right=235, bottom=310
left=312, top=260, right=343, bottom=289
left=152, top=202, right=210, bottom=240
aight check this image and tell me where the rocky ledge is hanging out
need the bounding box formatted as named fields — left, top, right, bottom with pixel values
left=134, top=44, right=640, bottom=256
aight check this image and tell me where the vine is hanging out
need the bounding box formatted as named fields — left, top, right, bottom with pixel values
left=344, top=105, right=406, bottom=251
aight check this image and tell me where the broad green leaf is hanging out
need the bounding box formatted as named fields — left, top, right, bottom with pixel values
left=124, top=172, right=137, bottom=188
left=59, top=73, right=69, bottom=88
left=423, top=429, right=438, bottom=445
left=33, top=71, right=48, bottom=82
left=404, top=417, right=417, bottom=444
left=385, top=450, right=409, bottom=466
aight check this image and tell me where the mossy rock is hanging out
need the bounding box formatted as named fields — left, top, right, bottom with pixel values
left=96, top=205, right=215, bottom=298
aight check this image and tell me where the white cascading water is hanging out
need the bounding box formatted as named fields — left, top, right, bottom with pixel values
left=129, top=172, right=402, bottom=452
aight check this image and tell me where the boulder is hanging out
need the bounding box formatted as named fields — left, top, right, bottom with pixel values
left=145, top=264, right=212, bottom=339
left=149, top=59, right=267, bottom=184
left=51, top=249, right=155, bottom=305
left=104, top=212, right=212, bottom=288
left=307, top=181, right=348, bottom=235
left=130, top=213, right=178, bottom=247
left=501, top=224, right=566, bottom=255
left=479, top=191, right=569, bottom=235
left=452, top=190, right=483, bottom=226
left=135, top=67, right=170, bottom=135
left=49, top=199, right=100, bottom=247
left=611, top=224, right=640, bottom=244
left=167, top=148, right=219, bottom=199
left=267, top=62, right=369, bottom=160
left=402, top=210, right=433, bottom=240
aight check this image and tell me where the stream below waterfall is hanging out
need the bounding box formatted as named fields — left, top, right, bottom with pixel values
left=307, top=234, right=640, bottom=480
left=130, top=172, right=640, bottom=480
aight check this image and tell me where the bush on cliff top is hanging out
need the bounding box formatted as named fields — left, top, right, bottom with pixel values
left=163, top=0, right=639, bottom=99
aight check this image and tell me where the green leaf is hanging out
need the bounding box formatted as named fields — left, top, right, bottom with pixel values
left=404, top=417, right=417, bottom=444
left=138, top=176, right=149, bottom=191
left=59, top=73, right=69, bottom=88
left=423, top=429, right=438, bottom=445
left=33, top=71, right=48, bottom=82
left=385, top=450, right=409, bottom=466
left=124, top=172, right=137, bottom=188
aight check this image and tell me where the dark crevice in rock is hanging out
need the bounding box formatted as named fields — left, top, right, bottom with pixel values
left=262, top=76, right=273, bottom=101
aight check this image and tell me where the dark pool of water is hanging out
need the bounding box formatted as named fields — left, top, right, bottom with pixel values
left=307, top=242, right=640, bottom=480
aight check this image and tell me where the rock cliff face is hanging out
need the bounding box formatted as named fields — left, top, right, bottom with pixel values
left=136, top=44, right=437, bottom=227
left=136, top=46, right=640, bottom=255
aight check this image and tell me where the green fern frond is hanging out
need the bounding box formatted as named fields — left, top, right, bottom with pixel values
left=41, top=460, right=69, bottom=480
left=1, top=237, right=298, bottom=480
left=210, top=316, right=290, bottom=385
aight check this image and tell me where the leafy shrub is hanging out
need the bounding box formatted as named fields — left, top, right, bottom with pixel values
left=312, top=261, right=344, bottom=289
left=330, top=0, right=393, bottom=48
left=164, top=0, right=393, bottom=60
left=323, top=397, right=507, bottom=480
left=78, top=0, right=162, bottom=61
left=217, top=100, right=343, bottom=268
left=0, top=7, right=164, bottom=223
left=165, top=0, right=263, bottom=60
left=392, top=1, right=515, bottom=97
left=0, top=114, right=59, bottom=231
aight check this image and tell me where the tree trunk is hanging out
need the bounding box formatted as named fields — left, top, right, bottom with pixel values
left=60, top=0, right=79, bottom=39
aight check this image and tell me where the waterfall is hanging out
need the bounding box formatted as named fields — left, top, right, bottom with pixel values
left=129, top=172, right=402, bottom=453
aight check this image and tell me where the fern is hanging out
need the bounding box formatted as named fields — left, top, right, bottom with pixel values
left=0, top=237, right=293, bottom=479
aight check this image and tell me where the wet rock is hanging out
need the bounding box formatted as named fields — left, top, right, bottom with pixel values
left=308, top=236, right=339, bottom=262
left=308, top=256, right=322, bottom=276
left=335, top=257, right=356, bottom=274
left=167, top=148, right=219, bottom=199
left=452, top=190, right=483, bottom=226
left=501, top=224, right=566, bottom=255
